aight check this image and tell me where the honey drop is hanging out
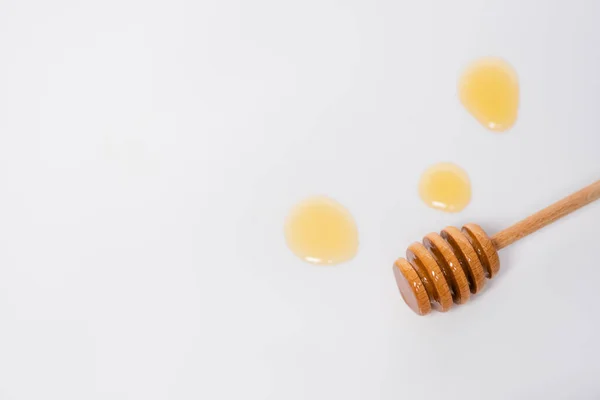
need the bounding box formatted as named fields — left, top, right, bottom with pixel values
left=459, top=57, right=519, bottom=132
left=419, top=163, right=471, bottom=213
left=284, top=196, right=358, bottom=265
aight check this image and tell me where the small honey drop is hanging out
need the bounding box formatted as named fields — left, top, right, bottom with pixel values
left=459, top=57, right=519, bottom=132
left=284, top=196, right=358, bottom=265
left=419, top=163, right=471, bottom=213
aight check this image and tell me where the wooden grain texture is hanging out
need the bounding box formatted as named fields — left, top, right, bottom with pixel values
left=462, top=223, right=500, bottom=278
left=423, top=233, right=470, bottom=304
left=491, top=180, right=600, bottom=250
left=441, top=226, right=486, bottom=294
left=393, top=258, right=431, bottom=315
left=406, top=242, right=453, bottom=312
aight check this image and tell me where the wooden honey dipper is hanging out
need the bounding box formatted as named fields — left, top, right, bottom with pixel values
left=394, top=180, right=600, bottom=315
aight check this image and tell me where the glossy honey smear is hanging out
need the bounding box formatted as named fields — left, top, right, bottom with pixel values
left=459, top=57, right=519, bottom=132
left=419, top=162, right=471, bottom=212
left=284, top=196, right=358, bottom=265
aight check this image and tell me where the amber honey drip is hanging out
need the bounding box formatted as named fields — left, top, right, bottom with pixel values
left=284, top=196, right=358, bottom=265
left=459, top=57, right=519, bottom=132
left=419, top=162, right=471, bottom=213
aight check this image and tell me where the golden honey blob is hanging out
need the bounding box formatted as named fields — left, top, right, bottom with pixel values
left=459, top=57, right=519, bottom=132
left=284, top=196, right=358, bottom=265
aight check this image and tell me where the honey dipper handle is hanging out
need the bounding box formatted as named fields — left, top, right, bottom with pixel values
left=491, top=180, right=600, bottom=250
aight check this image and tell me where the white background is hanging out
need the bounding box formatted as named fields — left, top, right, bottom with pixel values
left=1, top=0, right=599, bottom=399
